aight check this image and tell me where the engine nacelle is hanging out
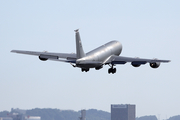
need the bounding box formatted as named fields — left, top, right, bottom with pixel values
left=95, top=66, right=103, bottom=70
left=131, top=62, right=141, bottom=67
left=131, top=63, right=141, bottom=67
left=150, top=62, right=160, bottom=68
left=39, top=56, right=48, bottom=61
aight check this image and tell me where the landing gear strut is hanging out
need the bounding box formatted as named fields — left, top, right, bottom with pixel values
left=108, top=64, right=117, bottom=74
left=81, top=68, right=89, bottom=72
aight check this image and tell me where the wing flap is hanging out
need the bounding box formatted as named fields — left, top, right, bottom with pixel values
left=48, top=58, right=76, bottom=63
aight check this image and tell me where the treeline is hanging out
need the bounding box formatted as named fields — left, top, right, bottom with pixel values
left=0, top=108, right=110, bottom=120
left=168, top=115, right=180, bottom=120
left=136, top=115, right=180, bottom=120
left=0, top=108, right=179, bottom=120
left=136, top=116, right=158, bottom=120
left=27, top=108, right=82, bottom=120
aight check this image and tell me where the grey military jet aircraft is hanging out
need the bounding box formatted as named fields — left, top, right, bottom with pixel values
left=11, top=29, right=170, bottom=74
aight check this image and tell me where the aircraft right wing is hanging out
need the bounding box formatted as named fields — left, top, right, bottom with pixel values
left=104, top=55, right=170, bottom=67
left=11, top=50, right=77, bottom=63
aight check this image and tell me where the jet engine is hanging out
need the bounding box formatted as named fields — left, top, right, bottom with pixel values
left=131, top=63, right=141, bottom=67
left=95, top=66, right=103, bottom=70
left=150, top=62, right=160, bottom=68
left=131, top=62, right=141, bottom=67
left=39, top=56, right=48, bottom=61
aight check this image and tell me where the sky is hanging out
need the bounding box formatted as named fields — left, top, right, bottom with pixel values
left=0, top=0, right=180, bottom=119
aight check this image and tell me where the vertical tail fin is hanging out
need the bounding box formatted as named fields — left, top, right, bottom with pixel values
left=75, top=29, right=85, bottom=59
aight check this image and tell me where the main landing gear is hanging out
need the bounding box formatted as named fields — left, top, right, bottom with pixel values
left=81, top=68, right=89, bottom=72
left=108, top=64, right=117, bottom=74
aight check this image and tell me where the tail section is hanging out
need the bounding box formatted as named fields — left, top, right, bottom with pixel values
left=75, top=29, right=85, bottom=59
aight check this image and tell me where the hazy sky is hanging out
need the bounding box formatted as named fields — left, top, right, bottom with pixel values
left=0, top=0, right=179, bottom=119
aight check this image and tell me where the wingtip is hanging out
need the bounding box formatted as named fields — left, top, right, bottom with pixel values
left=11, top=50, right=20, bottom=53
left=163, top=60, right=171, bottom=63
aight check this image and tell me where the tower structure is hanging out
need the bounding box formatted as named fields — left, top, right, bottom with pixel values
left=79, top=109, right=86, bottom=120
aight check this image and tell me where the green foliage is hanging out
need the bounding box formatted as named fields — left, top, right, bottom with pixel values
left=136, top=116, right=157, bottom=120
left=86, top=109, right=110, bottom=120
left=0, top=111, right=9, bottom=117
left=0, top=109, right=179, bottom=120
left=26, top=108, right=110, bottom=120
left=168, top=115, right=180, bottom=120
left=26, top=108, right=79, bottom=120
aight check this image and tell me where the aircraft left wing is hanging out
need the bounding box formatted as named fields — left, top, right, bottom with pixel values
left=11, top=50, right=77, bottom=63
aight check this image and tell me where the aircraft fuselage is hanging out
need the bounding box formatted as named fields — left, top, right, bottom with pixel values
left=76, top=41, right=122, bottom=69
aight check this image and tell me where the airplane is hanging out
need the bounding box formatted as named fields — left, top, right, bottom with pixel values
left=11, top=29, right=170, bottom=74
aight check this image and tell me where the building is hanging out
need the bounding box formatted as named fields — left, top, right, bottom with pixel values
left=111, top=104, right=135, bottom=120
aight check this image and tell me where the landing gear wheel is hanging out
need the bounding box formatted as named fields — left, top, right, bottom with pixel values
left=81, top=68, right=89, bottom=72
left=108, top=68, right=111, bottom=74
left=112, top=68, right=116, bottom=74
left=108, top=68, right=116, bottom=74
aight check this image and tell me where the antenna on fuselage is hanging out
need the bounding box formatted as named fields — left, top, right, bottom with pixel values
left=75, top=29, right=85, bottom=59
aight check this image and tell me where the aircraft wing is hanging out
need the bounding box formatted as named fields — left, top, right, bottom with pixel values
left=11, top=50, right=77, bottom=63
left=105, top=55, right=170, bottom=65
